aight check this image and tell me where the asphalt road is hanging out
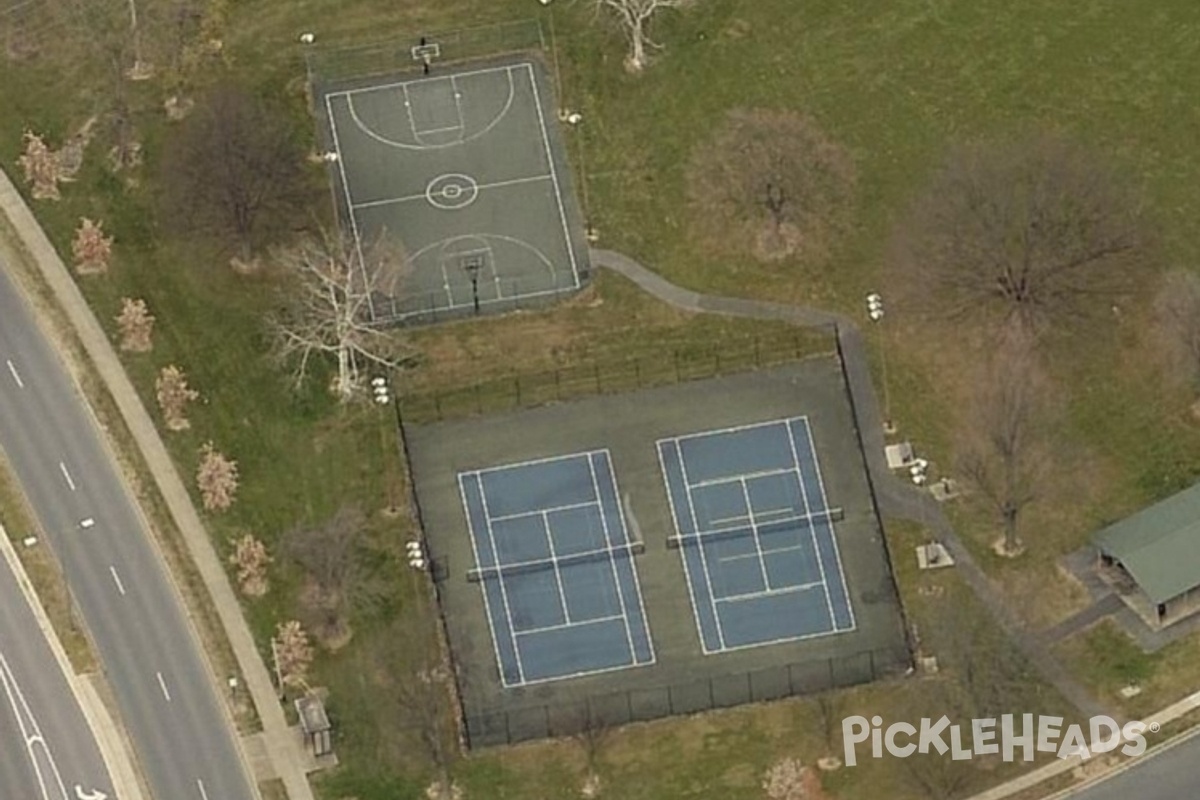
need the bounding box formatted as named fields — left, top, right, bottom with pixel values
left=0, top=544, right=115, bottom=800
left=0, top=257, right=256, bottom=800
left=1069, top=730, right=1200, bottom=800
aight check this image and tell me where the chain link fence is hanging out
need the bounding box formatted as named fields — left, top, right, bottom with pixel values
left=306, top=19, right=545, bottom=85
left=368, top=277, right=584, bottom=327
left=462, top=645, right=912, bottom=747
left=400, top=328, right=837, bottom=425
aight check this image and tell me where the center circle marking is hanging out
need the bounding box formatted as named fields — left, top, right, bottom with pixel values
left=425, top=173, right=479, bottom=210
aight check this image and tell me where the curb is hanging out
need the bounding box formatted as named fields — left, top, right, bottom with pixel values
left=0, top=524, right=147, bottom=800
left=0, top=168, right=314, bottom=800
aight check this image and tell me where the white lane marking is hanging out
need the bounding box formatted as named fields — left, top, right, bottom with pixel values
left=196, top=778, right=210, bottom=800
left=75, top=785, right=109, bottom=800
left=59, top=462, right=77, bottom=491
left=6, top=358, right=25, bottom=388
left=80, top=518, right=95, bottom=529
left=156, top=671, right=172, bottom=702
left=109, top=566, right=126, bottom=596
left=0, top=650, right=70, bottom=800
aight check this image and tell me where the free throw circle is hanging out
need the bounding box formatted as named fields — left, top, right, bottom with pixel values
left=425, top=173, right=479, bottom=210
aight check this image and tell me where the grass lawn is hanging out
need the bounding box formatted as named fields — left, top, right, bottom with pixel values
left=2, top=0, right=1200, bottom=798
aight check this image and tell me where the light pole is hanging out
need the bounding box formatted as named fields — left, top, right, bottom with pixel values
left=866, top=292, right=894, bottom=434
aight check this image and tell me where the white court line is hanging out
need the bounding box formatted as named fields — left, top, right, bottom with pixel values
left=350, top=174, right=553, bottom=211
left=476, top=476, right=527, bottom=684
left=656, top=441, right=710, bottom=656
left=325, top=63, right=516, bottom=99
left=468, top=449, right=603, bottom=476
left=539, top=510, right=572, bottom=625
left=667, top=416, right=807, bottom=445
left=58, top=462, right=76, bottom=491
left=449, top=74, right=466, bottom=134
left=471, top=544, right=641, bottom=576
left=487, top=499, right=596, bottom=524
left=504, top=651, right=657, bottom=688
left=797, top=418, right=857, bottom=631
left=197, top=778, right=210, bottom=800
left=322, top=92, right=376, bottom=320
left=715, top=580, right=825, bottom=604
left=156, top=671, right=171, bottom=702
left=719, top=541, right=806, bottom=565
left=786, top=421, right=837, bottom=627
left=676, top=442, right=727, bottom=652
left=525, top=63, right=581, bottom=290
left=6, top=358, right=24, bottom=388
left=415, top=124, right=464, bottom=135
left=686, top=466, right=796, bottom=490
left=399, top=83, right=431, bottom=147
left=392, top=283, right=572, bottom=322
left=514, top=613, right=625, bottom=637
left=109, top=566, right=126, bottom=596
left=341, top=67, right=516, bottom=152
left=738, top=478, right=772, bottom=591
left=586, top=453, right=636, bottom=662
left=458, top=474, right=511, bottom=688
left=602, top=450, right=657, bottom=666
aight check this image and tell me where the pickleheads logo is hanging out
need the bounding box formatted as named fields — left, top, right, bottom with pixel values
left=841, top=714, right=1154, bottom=766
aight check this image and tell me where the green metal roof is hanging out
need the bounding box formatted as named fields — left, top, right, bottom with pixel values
left=1092, top=483, right=1200, bottom=605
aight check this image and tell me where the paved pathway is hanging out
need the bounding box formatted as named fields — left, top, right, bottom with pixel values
left=0, top=168, right=316, bottom=800
left=590, top=248, right=1113, bottom=722
left=1038, top=594, right=1125, bottom=647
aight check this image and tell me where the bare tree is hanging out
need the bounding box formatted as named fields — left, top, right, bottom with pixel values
left=687, top=109, right=855, bottom=262
left=813, top=692, right=841, bottom=755
left=891, top=133, right=1148, bottom=334
left=366, top=617, right=460, bottom=795
left=229, top=533, right=271, bottom=597
left=283, top=505, right=368, bottom=645
left=900, top=749, right=978, bottom=800
left=923, top=586, right=1034, bottom=719
left=160, top=83, right=306, bottom=259
left=895, top=679, right=981, bottom=800
left=116, top=298, right=155, bottom=351
left=156, top=365, right=199, bottom=430
left=270, top=231, right=417, bottom=402
left=72, top=218, right=114, bottom=275
left=957, top=330, right=1052, bottom=555
left=274, top=620, right=313, bottom=691
left=1153, top=270, right=1200, bottom=392
left=196, top=441, right=238, bottom=511
left=571, top=711, right=612, bottom=797
left=591, top=0, right=695, bottom=71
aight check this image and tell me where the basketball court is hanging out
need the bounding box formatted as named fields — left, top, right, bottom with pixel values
left=319, top=55, right=589, bottom=322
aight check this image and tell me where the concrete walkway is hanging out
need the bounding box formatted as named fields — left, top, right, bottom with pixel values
left=0, top=169, right=316, bottom=800
left=590, top=248, right=1113, bottom=723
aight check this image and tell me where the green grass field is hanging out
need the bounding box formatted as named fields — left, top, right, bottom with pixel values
left=3, top=0, right=1200, bottom=798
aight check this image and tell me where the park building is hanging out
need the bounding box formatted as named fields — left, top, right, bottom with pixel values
left=1092, top=481, right=1200, bottom=629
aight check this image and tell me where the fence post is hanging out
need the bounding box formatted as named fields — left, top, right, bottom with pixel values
left=514, top=374, right=521, bottom=407
left=434, top=392, right=442, bottom=421
left=475, top=382, right=482, bottom=414
left=555, top=369, right=561, bottom=401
